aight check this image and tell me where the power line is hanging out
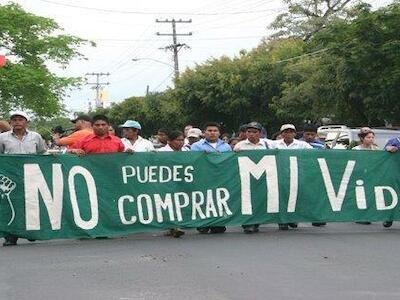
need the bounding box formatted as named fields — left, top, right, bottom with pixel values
left=92, top=35, right=265, bottom=42
left=156, top=18, right=192, bottom=80
left=38, top=0, right=286, bottom=16
left=152, top=71, right=176, bottom=92
left=274, top=48, right=330, bottom=64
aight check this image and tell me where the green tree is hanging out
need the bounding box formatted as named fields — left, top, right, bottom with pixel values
left=272, top=3, right=400, bottom=126
left=30, top=116, right=73, bottom=141
left=0, top=3, right=89, bottom=118
left=96, top=92, right=184, bottom=137
left=270, top=0, right=361, bottom=40
left=172, top=39, right=305, bottom=133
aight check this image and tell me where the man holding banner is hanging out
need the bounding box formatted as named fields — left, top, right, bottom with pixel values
left=234, top=121, right=268, bottom=233
left=0, top=111, right=47, bottom=246
left=271, top=124, right=312, bottom=230
left=191, top=122, right=232, bottom=234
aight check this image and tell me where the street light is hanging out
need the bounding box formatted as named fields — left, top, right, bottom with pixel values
left=132, top=58, right=174, bottom=69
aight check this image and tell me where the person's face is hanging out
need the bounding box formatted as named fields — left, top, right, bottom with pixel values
left=229, top=139, right=239, bottom=149
left=169, top=135, right=185, bottom=151
left=303, top=131, right=317, bottom=143
left=123, top=128, right=138, bottom=139
left=93, top=120, right=109, bottom=136
left=74, top=120, right=84, bottom=130
left=204, top=126, right=220, bottom=142
left=184, top=125, right=193, bottom=137
left=246, top=128, right=261, bottom=143
left=188, top=136, right=200, bottom=145
left=281, top=129, right=296, bottom=142
left=362, top=133, right=375, bottom=146
left=10, top=116, right=28, bottom=131
left=108, top=126, right=116, bottom=135
left=157, top=132, right=168, bottom=144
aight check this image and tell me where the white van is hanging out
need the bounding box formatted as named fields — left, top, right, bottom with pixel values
left=317, top=125, right=400, bottom=149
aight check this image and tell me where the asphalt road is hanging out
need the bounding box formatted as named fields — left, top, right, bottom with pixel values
left=1, top=223, right=400, bottom=300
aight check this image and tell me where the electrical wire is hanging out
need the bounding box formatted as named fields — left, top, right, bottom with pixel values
left=38, top=0, right=288, bottom=16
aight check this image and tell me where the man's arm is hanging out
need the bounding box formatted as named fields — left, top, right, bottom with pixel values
left=54, top=130, right=87, bottom=146
left=68, top=139, right=86, bottom=156
left=118, top=139, right=125, bottom=152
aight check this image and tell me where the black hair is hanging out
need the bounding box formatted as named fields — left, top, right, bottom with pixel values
left=157, top=128, right=169, bottom=135
left=303, top=124, right=317, bottom=133
left=167, top=130, right=183, bottom=141
left=92, top=114, right=109, bottom=124
left=203, top=122, right=220, bottom=130
left=229, top=137, right=240, bottom=145
left=358, top=131, right=374, bottom=140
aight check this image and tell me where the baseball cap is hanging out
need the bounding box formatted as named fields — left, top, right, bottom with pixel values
left=119, top=120, right=142, bottom=130
left=71, top=115, right=92, bottom=123
left=246, top=122, right=262, bottom=131
left=238, top=124, right=247, bottom=133
left=10, top=111, right=29, bottom=121
left=187, top=128, right=202, bottom=138
left=280, top=124, right=296, bottom=132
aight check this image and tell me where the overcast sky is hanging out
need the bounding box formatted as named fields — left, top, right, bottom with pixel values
left=2, top=0, right=390, bottom=113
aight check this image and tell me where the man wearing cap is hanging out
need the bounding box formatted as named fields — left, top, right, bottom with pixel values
left=183, top=128, right=202, bottom=150
left=234, top=122, right=272, bottom=233
left=271, top=124, right=313, bottom=150
left=234, top=122, right=273, bottom=152
left=271, top=124, right=312, bottom=230
left=52, top=115, right=93, bottom=147
left=120, top=120, right=154, bottom=152
left=0, top=111, right=47, bottom=246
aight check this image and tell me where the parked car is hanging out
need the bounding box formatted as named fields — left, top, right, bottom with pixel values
left=317, top=125, right=400, bottom=149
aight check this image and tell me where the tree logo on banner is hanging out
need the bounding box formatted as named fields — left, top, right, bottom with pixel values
left=0, top=174, right=16, bottom=225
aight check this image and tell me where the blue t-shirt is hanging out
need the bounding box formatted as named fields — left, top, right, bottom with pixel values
left=384, top=137, right=400, bottom=150
left=299, top=138, right=325, bottom=149
left=191, top=138, right=232, bottom=153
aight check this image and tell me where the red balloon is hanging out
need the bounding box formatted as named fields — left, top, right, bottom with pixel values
left=0, top=55, right=6, bottom=67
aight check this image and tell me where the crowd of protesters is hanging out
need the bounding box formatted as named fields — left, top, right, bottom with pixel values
left=0, top=111, right=399, bottom=245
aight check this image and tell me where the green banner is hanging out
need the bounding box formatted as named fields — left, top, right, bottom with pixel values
left=0, top=150, right=399, bottom=240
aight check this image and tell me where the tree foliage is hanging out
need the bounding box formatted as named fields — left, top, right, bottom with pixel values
left=269, top=0, right=361, bottom=40
left=0, top=3, right=89, bottom=118
left=92, top=2, right=399, bottom=137
left=273, top=2, right=400, bottom=126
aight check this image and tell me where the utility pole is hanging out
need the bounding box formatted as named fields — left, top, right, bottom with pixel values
left=85, top=72, right=110, bottom=109
left=156, top=19, right=192, bottom=80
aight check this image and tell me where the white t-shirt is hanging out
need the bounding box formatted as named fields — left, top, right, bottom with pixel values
left=271, top=139, right=313, bottom=150
left=209, top=142, right=218, bottom=149
left=234, top=139, right=269, bottom=151
left=352, top=144, right=379, bottom=151
left=121, top=136, right=155, bottom=152
left=157, top=144, right=188, bottom=152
